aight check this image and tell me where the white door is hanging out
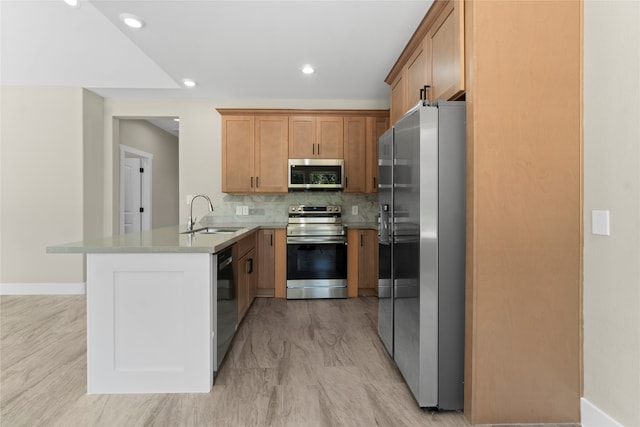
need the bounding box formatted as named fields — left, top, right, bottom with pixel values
left=123, top=157, right=142, bottom=234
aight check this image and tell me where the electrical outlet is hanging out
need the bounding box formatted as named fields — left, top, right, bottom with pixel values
left=235, top=206, right=243, bottom=215
left=186, top=194, right=193, bottom=205
left=242, top=206, right=249, bottom=215
left=352, top=205, right=358, bottom=215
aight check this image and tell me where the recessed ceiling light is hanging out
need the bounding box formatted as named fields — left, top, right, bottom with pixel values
left=182, top=79, right=197, bottom=88
left=120, top=13, right=145, bottom=29
left=173, top=118, right=180, bottom=122
left=63, top=0, right=80, bottom=8
left=301, top=65, right=315, bottom=75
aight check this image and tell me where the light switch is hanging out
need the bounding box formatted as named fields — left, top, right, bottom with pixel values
left=235, top=206, right=243, bottom=215
left=592, top=210, right=610, bottom=236
left=352, top=205, right=358, bottom=215
left=242, top=206, right=249, bottom=215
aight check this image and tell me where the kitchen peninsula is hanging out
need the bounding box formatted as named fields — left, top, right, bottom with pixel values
left=47, top=224, right=272, bottom=394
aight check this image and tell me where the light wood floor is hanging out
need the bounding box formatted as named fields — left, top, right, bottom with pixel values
left=1, top=295, right=472, bottom=426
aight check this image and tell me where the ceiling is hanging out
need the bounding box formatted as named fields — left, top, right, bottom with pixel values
left=1, top=0, right=433, bottom=103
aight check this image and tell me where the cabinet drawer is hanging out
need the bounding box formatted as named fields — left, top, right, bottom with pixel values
left=237, top=232, right=256, bottom=258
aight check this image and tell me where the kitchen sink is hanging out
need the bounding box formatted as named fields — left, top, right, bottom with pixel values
left=182, top=227, right=244, bottom=235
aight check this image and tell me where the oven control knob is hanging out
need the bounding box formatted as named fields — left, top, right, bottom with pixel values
left=297, top=207, right=302, bottom=211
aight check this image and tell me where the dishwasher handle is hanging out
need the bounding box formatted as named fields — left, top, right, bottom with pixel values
left=219, top=255, right=233, bottom=271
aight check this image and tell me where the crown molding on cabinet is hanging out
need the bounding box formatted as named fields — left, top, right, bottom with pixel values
left=216, top=109, right=389, bottom=118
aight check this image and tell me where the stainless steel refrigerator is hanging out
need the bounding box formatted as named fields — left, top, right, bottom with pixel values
left=378, top=101, right=466, bottom=410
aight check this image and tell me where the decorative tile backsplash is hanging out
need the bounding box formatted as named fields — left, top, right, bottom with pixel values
left=201, top=193, right=379, bottom=224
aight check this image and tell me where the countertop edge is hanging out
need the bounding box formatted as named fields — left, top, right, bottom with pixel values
left=46, top=224, right=280, bottom=255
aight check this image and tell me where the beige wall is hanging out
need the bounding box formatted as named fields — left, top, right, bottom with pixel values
left=0, top=87, right=85, bottom=283
left=583, top=1, right=640, bottom=426
left=119, top=119, right=179, bottom=227
left=83, top=89, right=105, bottom=243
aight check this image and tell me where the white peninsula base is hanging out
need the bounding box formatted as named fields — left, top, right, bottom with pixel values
left=86, top=253, right=214, bottom=394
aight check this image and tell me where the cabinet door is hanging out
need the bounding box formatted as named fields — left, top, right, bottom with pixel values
left=406, top=38, right=430, bottom=105
left=365, top=116, right=389, bottom=194
left=316, top=116, right=344, bottom=158
left=358, top=230, right=379, bottom=294
left=255, top=116, right=288, bottom=193
left=428, top=0, right=465, bottom=101
left=237, top=253, right=249, bottom=322
left=257, top=229, right=275, bottom=297
left=246, top=248, right=257, bottom=305
left=343, top=117, right=367, bottom=193
left=274, top=229, right=287, bottom=299
left=222, top=116, right=254, bottom=193
left=289, top=116, right=316, bottom=158
left=390, top=72, right=407, bottom=126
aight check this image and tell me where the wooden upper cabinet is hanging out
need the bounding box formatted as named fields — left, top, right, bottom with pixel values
left=365, top=116, right=389, bottom=193
left=428, top=0, right=465, bottom=101
left=222, top=115, right=287, bottom=193
left=390, top=72, right=407, bottom=126
left=290, top=116, right=343, bottom=158
left=220, top=109, right=387, bottom=194
left=288, top=116, right=316, bottom=158
left=316, top=116, right=344, bottom=158
left=222, top=116, right=255, bottom=193
left=407, top=38, right=430, bottom=106
left=343, top=117, right=367, bottom=193
left=385, top=0, right=465, bottom=119
left=255, top=116, right=288, bottom=193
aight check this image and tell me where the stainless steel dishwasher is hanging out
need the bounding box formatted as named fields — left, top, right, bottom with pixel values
left=214, top=245, right=237, bottom=375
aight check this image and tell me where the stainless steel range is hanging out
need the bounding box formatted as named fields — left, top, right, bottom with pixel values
left=286, top=205, right=347, bottom=299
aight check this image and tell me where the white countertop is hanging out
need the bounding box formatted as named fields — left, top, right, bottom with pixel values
left=46, top=223, right=286, bottom=255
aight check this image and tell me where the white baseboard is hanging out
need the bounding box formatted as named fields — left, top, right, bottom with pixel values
left=582, top=397, right=624, bottom=427
left=0, top=282, right=86, bottom=295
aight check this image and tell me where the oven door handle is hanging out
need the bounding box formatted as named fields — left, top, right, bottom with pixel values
left=286, top=236, right=347, bottom=245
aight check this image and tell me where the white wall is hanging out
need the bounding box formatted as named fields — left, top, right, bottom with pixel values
left=583, top=2, right=640, bottom=426
left=0, top=87, right=85, bottom=284
left=119, top=119, right=179, bottom=227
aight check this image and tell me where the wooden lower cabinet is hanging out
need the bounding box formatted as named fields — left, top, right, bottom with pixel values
left=347, top=228, right=379, bottom=297
left=237, top=228, right=379, bottom=301
left=274, top=229, right=287, bottom=298
left=234, top=232, right=257, bottom=322
left=257, top=229, right=275, bottom=297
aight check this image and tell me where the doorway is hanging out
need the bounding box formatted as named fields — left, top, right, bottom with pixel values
left=119, top=145, right=153, bottom=234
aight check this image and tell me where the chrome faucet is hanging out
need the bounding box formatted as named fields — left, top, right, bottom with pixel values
left=187, top=194, right=214, bottom=231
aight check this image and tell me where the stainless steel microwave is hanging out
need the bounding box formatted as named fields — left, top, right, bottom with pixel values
left=288, top=159, right=344, bottom=190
